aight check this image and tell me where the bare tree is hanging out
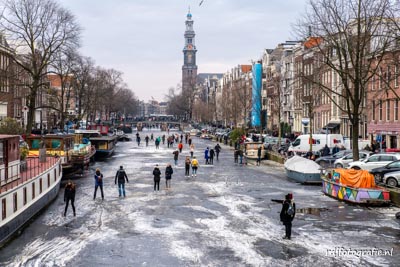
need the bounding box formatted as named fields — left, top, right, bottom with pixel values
left=295, top=0, right=399, bottom=160
left=71, top=55, right=95, bottom=122
left=47, top=49, right=79, bottom=130
left=0, top=0, right=81, bottom=134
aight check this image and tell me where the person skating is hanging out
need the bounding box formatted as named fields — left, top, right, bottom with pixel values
left=234, top=149, right=239, bottom=164
left=280, top=193, right=296, bottom=240
left=162, top=134, right=165, bottom=145
left=93, top=168, right=104, bottom=200
left=190, top=143, right=195, bottom=158
left=64, top=180, right=76, bottom=217
left=153, top=164, right=161, bottom=191
left=178, top=142, right=183, bottom=153
left=184, top=156, right=191, bottom=177
left=165, top=163, right=173, bottom=189
left=115, top=166, right=129, bottom=198
left=137, top=136, right=141, bottom=146
left=145, top=135, right=150, bottom=147
left=191, top=156, right=199, bottom=177
left=204, top=147, right=210, bottom=164
left=172, top=149, right=179, bottom=166
left=155, top=137, right=160, bottom=149
left=238, top=148, right=244, bottom=165
left=256, top=145, right=262, bottom=166
left=214, top=143, right=221, bottom=160
left=188, top=138, right=192, bottom=146
left=209, top=148, right=215, bottom=164
left=151, top=133, right=154, bottom=141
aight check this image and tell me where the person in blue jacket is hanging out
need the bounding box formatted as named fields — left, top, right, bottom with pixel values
left=94, top=168, right=104, bottom=200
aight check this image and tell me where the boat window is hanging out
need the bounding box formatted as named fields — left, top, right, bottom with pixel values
left=51, top=139, right=61, bottom=149
left=32, top=139, right=40, bottom=149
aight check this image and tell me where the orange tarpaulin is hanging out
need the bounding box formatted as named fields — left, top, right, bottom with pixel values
left=334, top=169, right=376, bottom=188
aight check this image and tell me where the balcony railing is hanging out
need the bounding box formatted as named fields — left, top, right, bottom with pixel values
left=0, top=157, right=59, bottom=193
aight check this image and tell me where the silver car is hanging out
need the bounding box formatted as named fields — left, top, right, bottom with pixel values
left=333, top=151, right=374, bottom=168
left=347, top=153, right=400, bottom=171
left=382, top=171, right=400, bottom=187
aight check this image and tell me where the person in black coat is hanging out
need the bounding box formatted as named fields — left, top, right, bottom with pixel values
left=209, top=148, right=215, bottom=164
left=280, top=193, right=296, bottom=240
left=115, top=166, right=129, bottom=198
left=153, top=165, right=162, bottom=191
left=64, top=180, right=76, bottom=217
left=165, top=163, right=173, bottom=189
left=256, top=146, right=262, bottom=166
left=214, top=144, right=221, bottom=160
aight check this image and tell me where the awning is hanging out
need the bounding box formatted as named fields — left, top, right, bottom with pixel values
left=324, top=122, right=340, bottom=130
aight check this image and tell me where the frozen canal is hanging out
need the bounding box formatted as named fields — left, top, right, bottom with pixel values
left=0, top=130, right=399, bottom=267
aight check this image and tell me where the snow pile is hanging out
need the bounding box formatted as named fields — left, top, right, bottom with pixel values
left=284, top=155, right=321, bottom=174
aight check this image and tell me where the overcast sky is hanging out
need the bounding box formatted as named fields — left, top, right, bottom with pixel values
left=59, top=0, right=307, bottom=102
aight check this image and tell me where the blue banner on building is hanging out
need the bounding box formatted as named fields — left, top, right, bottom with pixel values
left=251, top=63, right=262, bottom=127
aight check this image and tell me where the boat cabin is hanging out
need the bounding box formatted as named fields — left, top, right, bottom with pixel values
left=26, top=135, right=74, bottom=159
left=0, top=135, right=21, bottom=185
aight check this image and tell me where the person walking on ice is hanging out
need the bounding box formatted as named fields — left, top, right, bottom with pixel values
left=153, top=164, right=162, bottom=191
left=115, top=166, right=129, bottom=198
left=64, top=180, right=76, bottom=217
left=93, top=168, right=104, bottom=200
left=280, top=193, right=296, bottom=240
left=191, top=156, right=199, bottom=177
left=185, top=156, right=191, bottom=177
left=165, top=163, right=173, bottom=190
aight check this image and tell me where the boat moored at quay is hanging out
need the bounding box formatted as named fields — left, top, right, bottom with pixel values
left=0, top=135, right=62, bottom=247
left=321, top=168, right=391, bottom=205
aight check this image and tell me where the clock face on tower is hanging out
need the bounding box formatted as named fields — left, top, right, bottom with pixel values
left=188, top=44, right=193, bottom=50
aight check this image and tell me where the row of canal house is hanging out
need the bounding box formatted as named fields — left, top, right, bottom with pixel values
left=260, top=37, right=400, bottom=150
left=0, top=34, right=79, bottom=131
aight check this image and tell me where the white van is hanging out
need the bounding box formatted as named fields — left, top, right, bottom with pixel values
left=288, top=134, right=345, bottom=154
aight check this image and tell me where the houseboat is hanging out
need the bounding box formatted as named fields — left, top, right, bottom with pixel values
left=0, top=135, right=62, bottom=246
left=25, top=135, right=77, bottom=177
left=90, top=136, right=117, bottom=158
left=244, top=142, right=265, bottom=160
left=321, top=168, right=391, bottom=205
left=70, top=131, right=96, bottom=172
left=284, top=155, right=321, bottom=184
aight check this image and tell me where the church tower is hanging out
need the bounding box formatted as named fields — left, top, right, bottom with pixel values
left=182, top=9, right=198, bottom=94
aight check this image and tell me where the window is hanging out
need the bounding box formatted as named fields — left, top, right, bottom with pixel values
left=32, top=183, right=35, bottom=199
left=48, top=174, right=50, bottom=187
left=387, top=100, right=390, bottom=121
left=372, top=100, right=375, bottom=120
left=39, top=178, right=42, bottom=193
left=379, top=100, right=383, bottom=120
left=380, top=155, right=394, bottom=161
left=395, top=100, right=399, bottom=121
left=368, top=156, right=379, bottom=162
left=13, top=193, right=17, bottom=212
left=23, top=187, right=27, bottom=206
left=2, top=199, right=5, bottom=220
left=395, top=65, right=399, bottom=88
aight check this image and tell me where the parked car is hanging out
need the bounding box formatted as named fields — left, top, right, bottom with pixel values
left=333, top=151, right=374, bottom=168
left=347, top=153, right=400, bottom=171
left=369, top=160, right=400, bottom=183
left=315, top=149, right=352, bottom=168
left=382, top=171, right=400, bottom=187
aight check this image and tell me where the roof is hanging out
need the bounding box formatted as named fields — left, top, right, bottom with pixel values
left=241, top=65, right=252, bottom=73
left=304, top=37, right=322, bottom=49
